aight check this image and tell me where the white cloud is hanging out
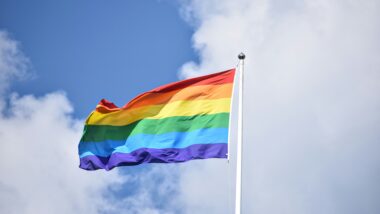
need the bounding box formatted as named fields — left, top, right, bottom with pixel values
left=0, top=30, right=126, bottom=214
left=0, top=31, right=30, bottom=96
left=103, top=165, right=183, bottom=214
left=0, top=92, right=124, bottom=214
left=177, top=0, right=380, bottom=213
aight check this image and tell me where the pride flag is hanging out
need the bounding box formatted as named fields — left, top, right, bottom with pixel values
left=79, top=69, right=236, bottom=170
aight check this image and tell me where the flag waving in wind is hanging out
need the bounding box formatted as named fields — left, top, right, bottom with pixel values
left=79, top=69, right=236, bottom=170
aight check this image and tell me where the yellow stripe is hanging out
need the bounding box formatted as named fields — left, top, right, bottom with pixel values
left=86, top=98, right=231, bottom=126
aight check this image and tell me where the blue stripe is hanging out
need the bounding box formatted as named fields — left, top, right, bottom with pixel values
left=79, top=127, right=228, bottom=158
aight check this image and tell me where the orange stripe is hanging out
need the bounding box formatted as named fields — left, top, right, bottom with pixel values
left=96, top=83, right=233, bottom=113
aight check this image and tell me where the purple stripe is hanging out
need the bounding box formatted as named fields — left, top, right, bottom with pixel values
left=79, top=143, right=227, bottom=171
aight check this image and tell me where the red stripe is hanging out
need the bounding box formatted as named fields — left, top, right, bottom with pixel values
left=97, top=69, right=235, bottom=111
left=150, top=69, right=235, bottom=93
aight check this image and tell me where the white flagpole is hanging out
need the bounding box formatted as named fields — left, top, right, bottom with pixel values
left=235, top=53, right=245, bottom=214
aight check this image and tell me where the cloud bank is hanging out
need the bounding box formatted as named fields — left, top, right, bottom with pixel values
left=177, top=0, right=380, bottom=213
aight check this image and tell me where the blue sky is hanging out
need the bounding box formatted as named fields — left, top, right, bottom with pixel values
left=0, top=1, right=200, bottom=213
left=1, top=0, right=380, bottom=213
left=1, top=0, right=197, bottom=117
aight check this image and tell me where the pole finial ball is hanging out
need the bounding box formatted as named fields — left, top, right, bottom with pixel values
left=238, top=53, right=246, bottom=60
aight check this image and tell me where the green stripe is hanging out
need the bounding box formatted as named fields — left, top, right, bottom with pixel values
left=80, top=113, right=230, bottom=142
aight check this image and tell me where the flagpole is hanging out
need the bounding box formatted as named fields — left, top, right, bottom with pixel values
left=235, top=53, right=245, bottom=214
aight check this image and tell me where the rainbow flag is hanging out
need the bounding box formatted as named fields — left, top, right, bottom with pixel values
left=79, top=69, right=236, bottom=170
